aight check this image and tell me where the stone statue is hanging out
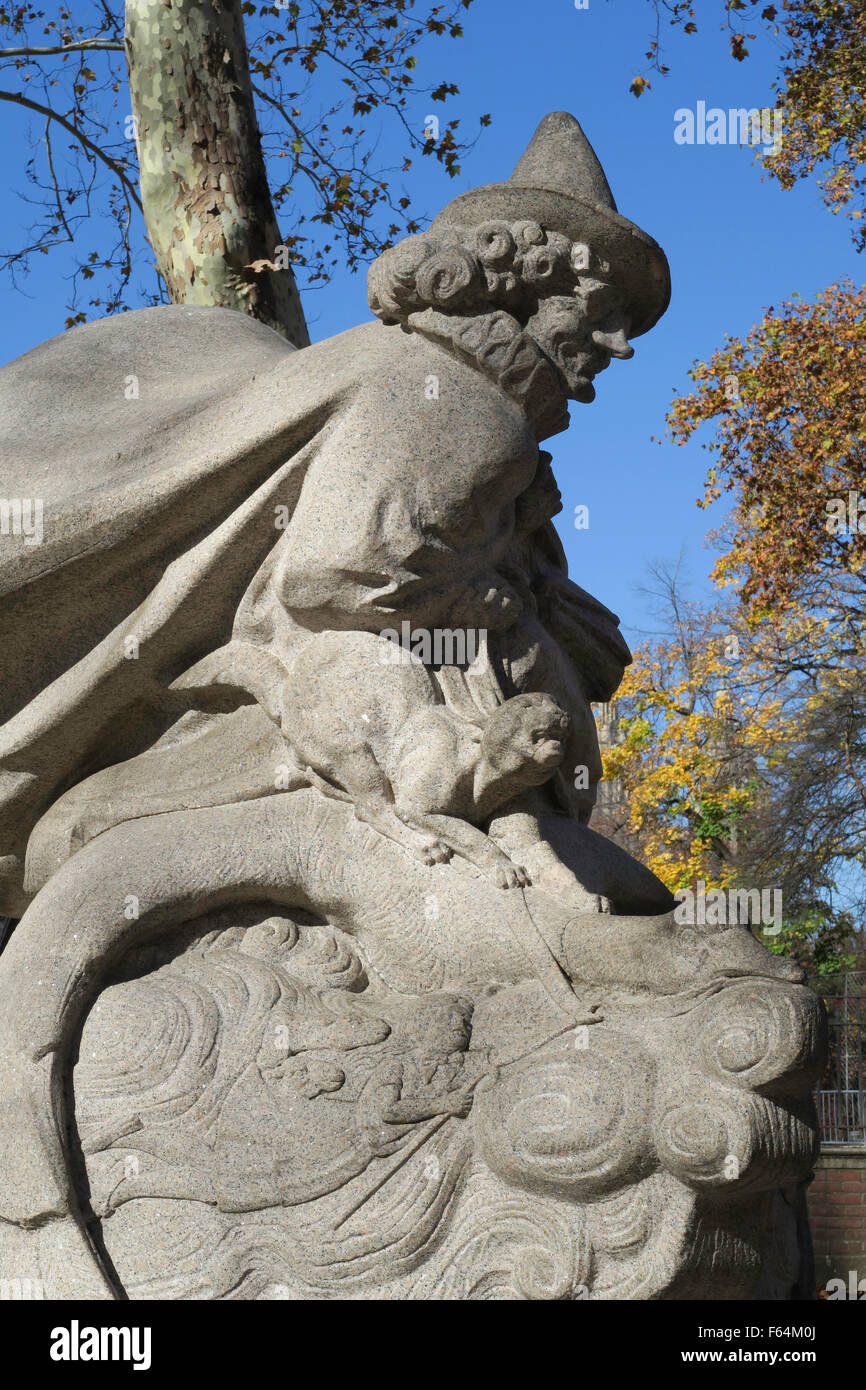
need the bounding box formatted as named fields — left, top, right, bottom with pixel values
left=0, top=112, right=825, bottom=1300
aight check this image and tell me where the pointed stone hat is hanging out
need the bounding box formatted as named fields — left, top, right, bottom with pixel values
left=431, top=111, right=670, bottom=337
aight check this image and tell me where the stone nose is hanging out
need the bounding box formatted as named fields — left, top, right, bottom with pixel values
left=592, top=325, right=634, bottom=360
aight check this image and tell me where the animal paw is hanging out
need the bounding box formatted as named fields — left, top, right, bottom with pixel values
left=491, top=861, right=532, bottom=889
left=419, top=838, right=453, bottom=866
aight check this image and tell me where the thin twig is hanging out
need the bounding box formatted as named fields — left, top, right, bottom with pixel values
left=0, top=89, right=143, bottom=212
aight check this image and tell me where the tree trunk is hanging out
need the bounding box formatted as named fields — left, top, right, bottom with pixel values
left=125, top=0, right=309, bottom=347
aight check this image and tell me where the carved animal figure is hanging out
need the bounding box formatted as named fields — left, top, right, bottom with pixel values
left=278, top=630, right=570, bottom=887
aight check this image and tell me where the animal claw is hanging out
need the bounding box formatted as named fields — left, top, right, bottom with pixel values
left=491, top=861, right=533, bottom=889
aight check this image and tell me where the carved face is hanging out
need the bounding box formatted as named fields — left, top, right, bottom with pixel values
left=442, top=1005, right=472, bottom=1055
left=485, top=693, right=570, bottom=781
left=404, top=994, right=473, bottom=1058
left=524, top=277, right=634, bottom=403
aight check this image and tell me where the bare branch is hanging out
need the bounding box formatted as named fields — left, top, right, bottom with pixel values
left=0, top=41, right=124, bottom=58
left=0, top=89, right=142, bottom=213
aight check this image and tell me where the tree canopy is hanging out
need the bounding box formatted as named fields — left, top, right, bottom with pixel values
left=603, top=282, right=866, bottom=974
left=0, top=1, right=487, bottom=335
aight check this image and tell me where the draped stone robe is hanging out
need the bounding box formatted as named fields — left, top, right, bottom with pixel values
left=0, top=303, right=628, bottom=913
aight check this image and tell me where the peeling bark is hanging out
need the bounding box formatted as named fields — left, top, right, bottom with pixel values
left=125, top=0, right=309, bottom=347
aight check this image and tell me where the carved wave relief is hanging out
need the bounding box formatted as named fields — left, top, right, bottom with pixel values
left=65, top=903, right=824, bottom=1300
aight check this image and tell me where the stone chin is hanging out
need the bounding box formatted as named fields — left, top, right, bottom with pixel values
left=569, top=375, right=596, bottom=405
left=525, top=331, right=606, bottom=405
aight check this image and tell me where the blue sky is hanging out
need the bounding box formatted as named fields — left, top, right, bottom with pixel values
left=0, top=0, right=861, bottom=645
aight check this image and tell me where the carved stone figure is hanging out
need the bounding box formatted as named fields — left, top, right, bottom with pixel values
left=280, top=632, right=573, bottom=885
left=0, top=112, right=824, bottom=1300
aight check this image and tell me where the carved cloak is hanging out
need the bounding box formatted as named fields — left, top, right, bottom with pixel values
left=0, top=302, right=629, bottom=913
left=0, top=305, right=361, bottom=911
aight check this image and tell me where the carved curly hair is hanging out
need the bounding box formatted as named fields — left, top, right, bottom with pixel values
left=368, top=220, right=600, bottom=326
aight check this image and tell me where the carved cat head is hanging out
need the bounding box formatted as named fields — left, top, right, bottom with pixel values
left=482, top=692, right=570, bottom=784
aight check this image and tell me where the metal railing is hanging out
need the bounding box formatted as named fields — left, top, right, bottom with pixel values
left=811, top=971, right=866, bottom=1145
left=815, top=1089, right=866, bottom=1145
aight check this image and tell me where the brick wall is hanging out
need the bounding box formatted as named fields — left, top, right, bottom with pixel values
left=807, top=1146, right=866, bottom=1289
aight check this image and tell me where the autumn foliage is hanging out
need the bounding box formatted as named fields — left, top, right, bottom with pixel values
left=600, top=280, right=866, bottom=971
left=666, top=280, right=866, bottom=613
left=632, top=2, right=866, bottom=248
